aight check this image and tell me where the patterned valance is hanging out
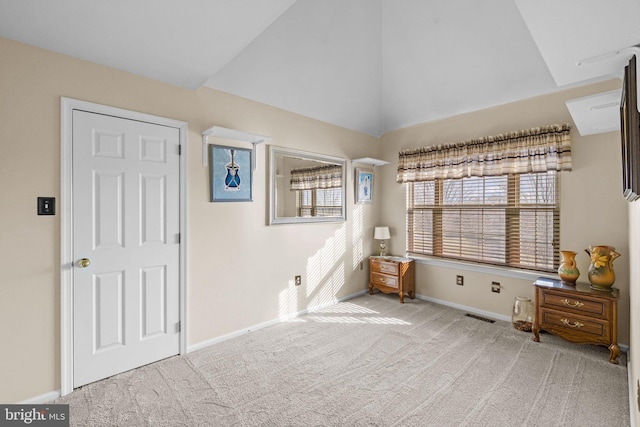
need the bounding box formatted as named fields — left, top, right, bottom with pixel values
left=290, top=164, right=342, bottom=190
left=396, top=124, right=573, bottom=183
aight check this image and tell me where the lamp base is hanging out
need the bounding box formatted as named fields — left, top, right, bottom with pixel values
left=379, top=242, right=386, bottom=257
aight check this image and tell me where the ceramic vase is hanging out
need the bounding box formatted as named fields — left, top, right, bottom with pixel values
left=585, top=245, right=621, bottom=290
left=557, top=250, right=580, bottom=284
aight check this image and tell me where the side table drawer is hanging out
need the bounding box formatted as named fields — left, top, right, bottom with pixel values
left=542, top=291, right=608, bottom=317
left=371, top=272, right=398, bottom=289
left=540, top=308, right=610, bottom=341
left=371, top=260, right=399, bottom=275
left=532, top=277, right=619, bottom=364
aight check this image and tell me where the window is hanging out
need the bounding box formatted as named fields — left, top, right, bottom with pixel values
left=407, top=171, right=559, bottom=272
left=297, top=188, right=343, bottom=217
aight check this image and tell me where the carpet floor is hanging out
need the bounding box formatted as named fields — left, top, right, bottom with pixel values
left=55, top=293, right=630, bottom=426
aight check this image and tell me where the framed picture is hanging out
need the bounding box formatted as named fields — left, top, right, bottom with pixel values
left=355, top=168, right=374, bottom=204
left=209, top=144, right=252, bottom=202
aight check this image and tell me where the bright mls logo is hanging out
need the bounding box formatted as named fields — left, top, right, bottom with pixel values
left=0, top=405, right=68, bottom=426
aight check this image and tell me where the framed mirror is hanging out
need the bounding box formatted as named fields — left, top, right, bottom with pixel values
left=269, top=146, right=347, bottom=225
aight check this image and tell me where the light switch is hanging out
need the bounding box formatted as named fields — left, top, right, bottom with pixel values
left=37, top=197, right=55, bottom=215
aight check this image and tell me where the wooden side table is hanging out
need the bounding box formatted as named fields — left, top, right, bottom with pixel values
left=369, top=256, right=415, bottom=303
left=532, top=277, right=620, bottom=364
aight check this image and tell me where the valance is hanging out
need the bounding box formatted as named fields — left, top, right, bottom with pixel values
left=396, top=124, right=573, bottom=183
left=290, top=164, right=342, bottom=190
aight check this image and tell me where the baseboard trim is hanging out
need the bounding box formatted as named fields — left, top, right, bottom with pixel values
left=19, top=390, right=60, bottom=404
left=187, top=289, right=368, bottom=353
left=415, top=293, right=511, bottom=323
left=629, top=350, right=636, bottom=427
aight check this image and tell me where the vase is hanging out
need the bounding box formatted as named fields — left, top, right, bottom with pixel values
left=557, top=250, right=580, bottom=284
left=512, top=297, right=533, bottom=332
left=585, top=245, right=621, bottom=290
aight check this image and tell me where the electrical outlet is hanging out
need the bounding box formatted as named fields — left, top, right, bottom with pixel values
left=456, top=275, right=464, bottom=286
left=491, top=282, right=501, bottom=293
left=295, top=275, right=302, bottom=286
left=359, top=261, right=363, bottom=270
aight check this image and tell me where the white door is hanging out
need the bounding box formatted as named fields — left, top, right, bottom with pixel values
left=72, top=110, right=181, bottom=388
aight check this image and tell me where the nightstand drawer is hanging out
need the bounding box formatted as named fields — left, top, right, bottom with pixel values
left=371, top=260, right=399, bottom=275
left=541, top=291, right=608, bottom=317
left=540, top=308, right=610, bottom=341
left=532, top=277, right=620, bottom=364
left=371, top=272, right=398, bottom=289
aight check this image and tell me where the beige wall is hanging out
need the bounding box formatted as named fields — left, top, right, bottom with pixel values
left=0, top=38, right=381, bottom=403
left=379, top=79, right=630, bottom=344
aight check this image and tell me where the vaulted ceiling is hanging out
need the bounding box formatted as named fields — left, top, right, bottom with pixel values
left=1, top=0, right=638, bottom=136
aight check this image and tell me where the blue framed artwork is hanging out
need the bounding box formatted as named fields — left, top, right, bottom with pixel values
left=209, top=144, right=252, bottom=202
left=355, top=168, right=373, bottom=204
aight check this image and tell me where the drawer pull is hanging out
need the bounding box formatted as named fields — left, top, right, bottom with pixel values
left=561, top=318, right=584, bottom=328
left=561, top=299, right=584, bottom=308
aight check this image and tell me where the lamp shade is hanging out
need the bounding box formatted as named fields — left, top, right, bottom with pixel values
left=374, top=226, right=391, bottom=240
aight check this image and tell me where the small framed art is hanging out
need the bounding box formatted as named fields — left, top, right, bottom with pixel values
left=355, top=168, right=374, bottom=204
left=209, top=144, right=252, bottom=202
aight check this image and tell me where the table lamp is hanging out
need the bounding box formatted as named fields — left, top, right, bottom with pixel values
left=374, top=226, right=391, bottom=256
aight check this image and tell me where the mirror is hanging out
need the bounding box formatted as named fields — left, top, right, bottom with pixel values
left=269, top=146, right=347, bottom=225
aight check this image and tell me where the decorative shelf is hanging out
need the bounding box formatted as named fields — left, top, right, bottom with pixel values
left=202, top=126, right=271, bottom=169
left=351, top=157, right=389, bottom=168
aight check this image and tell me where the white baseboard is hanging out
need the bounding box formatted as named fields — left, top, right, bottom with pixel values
left=19, top=390, right=60, bottom=404
left=188, top=289, right=368, bottom=353
left=415, top=293, right=512, bottom=323
left=629, top=350, right=636, bottom=427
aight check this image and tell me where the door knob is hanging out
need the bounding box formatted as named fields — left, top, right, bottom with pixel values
left=78, top=258, right=91, bottom=268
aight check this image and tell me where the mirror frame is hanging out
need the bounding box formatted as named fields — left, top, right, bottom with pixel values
left=269, top=145, right=347, bottom=225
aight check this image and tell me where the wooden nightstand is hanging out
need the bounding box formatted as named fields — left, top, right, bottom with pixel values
left=369, top=256, right=415, bottom=303
left=532, top=277, right=620, bottom=364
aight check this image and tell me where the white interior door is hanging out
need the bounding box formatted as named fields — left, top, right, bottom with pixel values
left=72, top=110, right=181, bottom=388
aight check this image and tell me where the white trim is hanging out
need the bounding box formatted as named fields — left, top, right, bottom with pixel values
left=410, top=255, right=557, bottom=282
left=415, top=293, right=512, bottom=323
left=18, top=390, right=61, bottom=404
left=60, top=97, right=188, bottom=396
left=187, top=318, right=282, bottom=353
left=188, top=290, right=367, bottom=353
left=351, top=157, right=389, bottom=168
left=629, top=350, right=636, bottom=427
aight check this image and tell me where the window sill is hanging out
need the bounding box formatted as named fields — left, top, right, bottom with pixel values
left=408, top=255, right=557, bottom=282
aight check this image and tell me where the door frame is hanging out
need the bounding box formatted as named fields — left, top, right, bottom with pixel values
left=60, top=97, right=188, bottom=396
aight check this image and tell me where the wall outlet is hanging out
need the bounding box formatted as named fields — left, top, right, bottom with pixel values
left=359, top=261, right=363, bottom=270
left=491, top=282, right=501, bottom=293
left=295, top=275, right=302, bottom=286
left=456, top=275, right=464, bottom=286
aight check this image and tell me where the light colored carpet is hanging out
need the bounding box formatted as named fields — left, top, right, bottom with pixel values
left=55, top=293, right=630, bottom=426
